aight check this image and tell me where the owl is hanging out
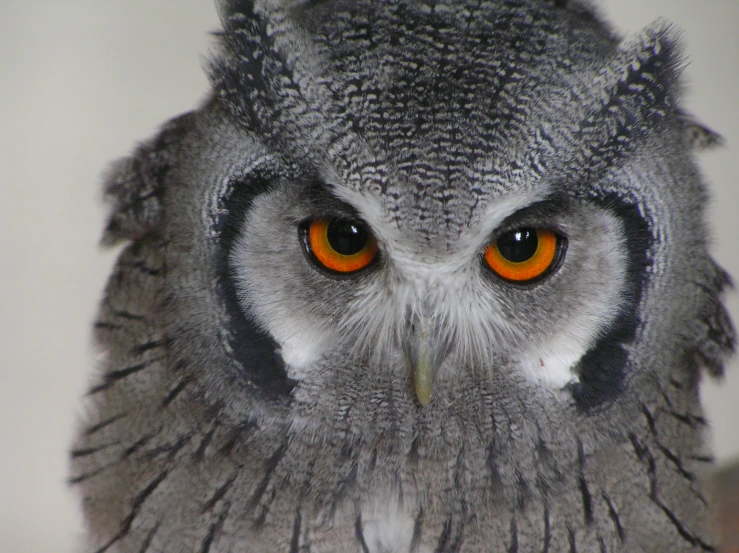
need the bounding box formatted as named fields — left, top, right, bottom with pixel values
left=71, top=1, right=735, bottom=552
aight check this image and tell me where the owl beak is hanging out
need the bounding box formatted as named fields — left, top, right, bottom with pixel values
left=403, top=315, right=449, bottom=407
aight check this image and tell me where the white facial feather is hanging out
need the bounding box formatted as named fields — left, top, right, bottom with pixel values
left=360, top=498, right=418, bottom=553
left=514, top=211, right=629, bottom=386
left=234, top=176, right=628, bottom=392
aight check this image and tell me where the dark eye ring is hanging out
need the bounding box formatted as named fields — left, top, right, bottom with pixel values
left=301, top=218, right=378, bottom=274
left=483, top=228, right=565, bottom=283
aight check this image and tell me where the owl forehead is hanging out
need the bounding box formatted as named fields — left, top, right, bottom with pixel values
left=306, top=0, right=616, bottom=139
left=321, top=154, right=545, bottom=253
left=216, top=0, right=680, bottom=243
left=294, top=2, right=612, bottom=240
left=215, top=0, right=621, bottom=168
left=317, top=1, right=614, bottom=157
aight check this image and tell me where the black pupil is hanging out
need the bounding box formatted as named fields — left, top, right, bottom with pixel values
left=327, top=220, right=369, bottom=255
left=497, top=229, right=538, bottom=263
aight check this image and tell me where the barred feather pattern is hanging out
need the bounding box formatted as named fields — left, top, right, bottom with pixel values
left=72, top=1, right=734, bottom=552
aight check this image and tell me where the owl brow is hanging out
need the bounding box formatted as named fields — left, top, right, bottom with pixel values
left=491, top=193, right=573, bottom=234
left=299, top=179, right=367, bottom=221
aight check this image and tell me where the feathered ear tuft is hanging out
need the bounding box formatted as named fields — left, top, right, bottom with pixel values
left=208, top=0, right=291, bottom=131
left=595, top=21, right=685, bottom=129
left=572, top=22, right=686, bottom=172
left=209, top=0, right=330, bottom=135
left=208, top=1, right=262, bottom=130
left=101, top=113, right=195, bottom=245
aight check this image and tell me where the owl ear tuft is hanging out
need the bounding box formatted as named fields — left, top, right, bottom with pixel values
left=101, top=113, right=195, bottom=245
left=209, top=0, right=327, bottom=131
left=598, top=21, right=685, bottom=127
left=209, top=1, right=273, bottom=130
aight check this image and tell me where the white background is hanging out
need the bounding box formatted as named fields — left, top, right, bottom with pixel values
left=0, top=1, right=737, bottom=551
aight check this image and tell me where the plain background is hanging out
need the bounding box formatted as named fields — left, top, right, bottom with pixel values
left=0, top=1, right=737, bottom=551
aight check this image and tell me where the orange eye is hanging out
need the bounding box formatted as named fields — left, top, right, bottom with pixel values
left=484, top=228, right=559, bottom=282
left=304, top=218, right=378, bottom=274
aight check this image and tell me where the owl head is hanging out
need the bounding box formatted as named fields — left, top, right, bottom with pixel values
left=105, top=0, right=730, bottom=416
left=77, top=1, right=734, bottom=550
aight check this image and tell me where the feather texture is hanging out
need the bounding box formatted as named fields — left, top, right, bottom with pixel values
left=72, top=1, right=733, bottom=551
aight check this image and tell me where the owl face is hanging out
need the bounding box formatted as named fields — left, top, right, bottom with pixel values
left=213, top=0, right=670, bottom=415
left=146, top=0, right=730, bottom=447
left=73, top=1, right=735, bottom=551
left=231, top=166, right=629, bottom=405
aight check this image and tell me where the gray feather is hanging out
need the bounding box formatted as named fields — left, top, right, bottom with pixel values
left=72, top=1, right=733, bottom=552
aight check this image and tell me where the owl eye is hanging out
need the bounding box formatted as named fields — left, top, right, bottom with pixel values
left=484, top=228, right=561, bottom=282
left=303, top=218, right=378, bottom=274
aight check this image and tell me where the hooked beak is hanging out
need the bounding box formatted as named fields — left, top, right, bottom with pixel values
left=403, top=313, right=450, bottom=407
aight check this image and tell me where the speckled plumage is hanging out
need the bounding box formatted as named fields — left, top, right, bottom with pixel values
left=72, top=1, right=734, bottom=552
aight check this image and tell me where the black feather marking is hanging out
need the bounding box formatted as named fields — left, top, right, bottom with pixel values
left=139, top=433, right=193, bottom=463
left=138, top=524, right=159, bottom=553
left=368, top=447, right=378, bottom=473
left=487, top=443, right=504, bottom=490
left=131, top=339, right=168, bottom=355
left=332, top=449, right=358, bottom=511
left=203, top=472, right=238, bottom=512
left=641, top=403, right=696, bottom=482
left=507, top=517, right=518, bottom=553
left=200, top=503, right=230, bottom=553
left=355, top=511, right=371, bottom=553
left=109, top=309, right=146, bottom=321
left=70, top=442, right=117, bottom=458
left=641, top=403, right=657, bottom=434
left=94, top=469, right=169, bottom=553
left=68, top=462, right=118, bottom=485
left=668, top=410, right=707, bottom=429
left=248, top=437, right=289, bottom=512
left=543, top=503, right=551, bottom=552
left=434, top=516, right=453, bottom=553
left=160, top=377, right=191, bottom=409
left=655, top=503, right=715, bottom=551
left=94, top=321, right=122, bottom=330
left=689, top=454, right=714, bottom=464
left=118, top=259, right=162, bottom=277
left=410, top=507, right=425, bottom=552
left=193, top=424, right=218, bottom=463
left=84, top=413, right=127, bottom=436
left=88, top=360, right=161, bottom=395
left=576, top=440, right=594, bottom=525
left=408, top=434, right=420, bottom=464
left=218, top=421, right=257, bottom=459
left=215, top=171, right=295, bottom=398
left=629, top=433, right=715, bottom=551
left=123, top=432, right=160, bottom=459
left=601, top=492, right=624, bottom=542
left=570, top=195, right=651, bottom=411
left=289, top=508, right=302, bottom=553
left=567, top=525, right=578, bottom=553
left=449, top=521, right=466, bottom=553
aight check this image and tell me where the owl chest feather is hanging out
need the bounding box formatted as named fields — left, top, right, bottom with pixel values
left=222, top=384, right=714, bottom=553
